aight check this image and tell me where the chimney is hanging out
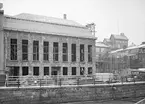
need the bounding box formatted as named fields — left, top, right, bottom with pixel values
left=63, top=14, right=67, bottom=19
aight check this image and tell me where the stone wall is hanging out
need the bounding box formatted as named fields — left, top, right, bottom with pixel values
left=4, top=30, right=96, bottom=76
left=0, top=82, right=145, bottom=104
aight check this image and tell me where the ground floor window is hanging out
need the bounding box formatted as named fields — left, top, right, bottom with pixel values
left=44, top=67, right=49, bottom=75
left=63, top=67, right=68, bottom=75
left=72, top=67, right=76, bottom=75
left=9, top=67, right=19, bottom=76
left=22, top=67, right=28, bottom=76
left=80, top=67, right=85, bottom=75
left=33, top=67, right=39, bottom=76
left=88, top=67, right=92, bottom=75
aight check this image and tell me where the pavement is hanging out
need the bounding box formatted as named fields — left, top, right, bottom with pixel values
left=61, top=100, right=134, bottom=104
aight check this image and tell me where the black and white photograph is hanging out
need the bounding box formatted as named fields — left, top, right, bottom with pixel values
left=0, top=0, right=145, bottom=104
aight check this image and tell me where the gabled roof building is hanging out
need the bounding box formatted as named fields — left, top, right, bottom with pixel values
left=0, top=6, right=97, bottom=84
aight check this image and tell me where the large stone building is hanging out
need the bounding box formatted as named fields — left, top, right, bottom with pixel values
left=0, top=7, right=96, bottom=78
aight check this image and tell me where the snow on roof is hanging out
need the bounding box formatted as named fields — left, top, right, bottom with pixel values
left=111, top=34, right=128, bottom=40
left=4, top=13, right=96, bottom=39
left=14, top=13, right=84, bottom=27
left=96, top=42, right=109, bottom=48
left=110, top=44, right=145, bottom=54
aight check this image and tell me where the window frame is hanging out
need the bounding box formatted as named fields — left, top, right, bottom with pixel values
left=43, top=41, right=49, bottom=61
left=22, top=40, right=28, bottom=61
left=10, top=39, right=17, bottom=60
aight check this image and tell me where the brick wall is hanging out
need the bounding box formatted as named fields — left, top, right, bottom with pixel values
left=4, top=30, right=96, bottom=76
left=0, top=83, right=145, bottom=104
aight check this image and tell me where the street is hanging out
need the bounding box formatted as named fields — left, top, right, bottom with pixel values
left=61, top=100, right=134, bottom=104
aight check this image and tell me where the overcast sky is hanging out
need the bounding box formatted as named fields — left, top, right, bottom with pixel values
left=1, top=0, right=145, bottom=45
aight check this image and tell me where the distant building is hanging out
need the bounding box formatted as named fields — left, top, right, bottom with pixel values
left=103, top=38, right=112, bottom=47
left=109, top=43, right=145, bottom=74
left=103, top=33, right=128, bottom=50
left=0, top=8, right=97, bottom=79
left=110, top=33, right=128, bottom=50
left=95, top=42, right=110, bottom=73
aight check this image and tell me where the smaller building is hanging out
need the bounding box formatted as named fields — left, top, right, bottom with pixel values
left=95, top=42, right=110, bottom=73
left=110, top=33, right=128, bottom=50
left=109, top=43, right=145, bottom=75
left=103, top=33, right=128, bottom=50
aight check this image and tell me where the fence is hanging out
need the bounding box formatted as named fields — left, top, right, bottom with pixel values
left=5, top=74, right=145, bottom=88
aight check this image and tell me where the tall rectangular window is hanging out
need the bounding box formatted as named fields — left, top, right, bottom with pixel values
left=88, top=67, right=92, bottom=75
left=71, top=44, right=76, bottom=62
left=22, top=67, right=29, bottom=76
left=62, top=43, right=68, bottom=62
left=10, top=39, right=17, bottom=60
left=33, top=41, right=39, bottom=61
left=22, top=40, right=28, bottom=60
left=72, top=67, right=76, bottom=75
left=88, top=45, right=92, bottom=62
left=53, top=42, right=59, bottom=62
left=80, top=67, right=85, bottom=75
left=43, top=41, right=49, bottom=61
left=80, top=44, right=84, bottom=62
left=63, top=67, right=68, bottom=75
left=33, top=67, right=39, bottom=76
left=44, top=67, right=49, bottom=75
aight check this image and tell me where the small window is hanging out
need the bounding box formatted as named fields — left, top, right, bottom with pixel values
left=44, top=67, right=49, bottom=75
left=72, top=67, right=76, bottom=75
left=33, top=67, right=39, bottom=76
left=63, top=67, right=68, bottom=75
left=88, top=67, right=92, bottom=75
left=22, top=67, right=28, bottom=76
left=80, top=67, right=85, bottom=75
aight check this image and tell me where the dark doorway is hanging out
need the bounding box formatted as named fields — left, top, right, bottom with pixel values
left=9, top=67, right=19, bottom=76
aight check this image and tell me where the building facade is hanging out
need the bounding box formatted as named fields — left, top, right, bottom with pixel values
left=95, top=42, right=110, bottom=73
left=110, top=33, right=128, bottom=50
left=0, top=10, right=96, bottom=78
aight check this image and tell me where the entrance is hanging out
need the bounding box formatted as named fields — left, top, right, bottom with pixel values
left=51, top=67, right=60, bottom=76
left=9, top=67, right=19, bottom=76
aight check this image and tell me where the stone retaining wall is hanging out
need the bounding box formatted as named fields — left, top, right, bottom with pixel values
left=0, top=83, right=145, bottom=104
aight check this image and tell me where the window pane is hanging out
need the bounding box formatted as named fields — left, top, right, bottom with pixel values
left=53, top=42, right=59, bottom=61
left=63, top=67, right=68, bottom=75
left=72, top=67, right=76, bottom=75
left=80, top=67, right=85, bottom=75
left=33, top=41, right=39, bottom=60
left=71, top=44, right=76, bottom=62
left=22, top=67, right=28, bottom=76
left=10, top=39, right=17, bottom=60
left=43, top=41, right=49, bottom=61
left=22, top=40, right=28, bottom=60
left=33, top=67, right=39, bottom=76
left=88, top=45, right=92, bottom=62
left=44, top=67, right=49, bottom=75
left=80, top=44, right=84, bottom=62
left=88, top=67, right=92, bottom=75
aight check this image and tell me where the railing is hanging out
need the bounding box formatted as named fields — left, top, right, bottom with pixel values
left=5, top=75, right=145, bottom=88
